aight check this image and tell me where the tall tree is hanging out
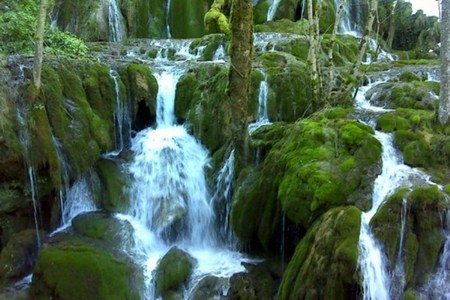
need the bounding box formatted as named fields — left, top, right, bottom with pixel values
left=440, top=0, right=450, bottom=125
left=228, top=0, right=253, bottom=172
left=33, top=0, right=48, bottom=92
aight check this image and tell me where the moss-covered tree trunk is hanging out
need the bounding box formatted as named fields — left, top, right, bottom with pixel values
left=440, top=0, right=450, bottom=125
left=308, top=0, right=321, bottom=106
left=33, top=0, right=48, bottom=92
left=228, top=0, right=253, bottom=172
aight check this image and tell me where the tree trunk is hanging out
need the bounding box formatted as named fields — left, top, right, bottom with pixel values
left=440, top=0, right=450, bottom=125
left=340, top=0, right=378, bottom=98
left=228, top=0, right=253, bottom=172
left=386, top=1, right=398, bottom=48
left=33, top=0, right=48, bottom=92
left=308, top=0, right=321, bottom=106
left=325, top=0, right=344, bottom=100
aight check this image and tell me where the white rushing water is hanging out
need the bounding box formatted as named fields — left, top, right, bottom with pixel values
left=110, top=70, right=131, bottom=152
left=248, top=70, right=271, bottom=134
left=335, top=0, right=360, bottom=36
left=165, top=0, right=172, bottom=38
left=355, top=80, right=437, bottom=299
left=108, top=0, right=126, bottom=42
left=120, top=65, right=249, bottom=298
left=267, top=0, right=281, bottom=21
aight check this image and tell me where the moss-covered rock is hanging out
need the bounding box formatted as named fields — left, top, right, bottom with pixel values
left=189, top=34, right=227, bottom=61
left=154, top=247, right=196, bottom=297
left=371, top=186, right=448, bottom=289
left=121, top=64, right=158, bottom=130
left=277, top=206, right=361, bottom=299
left=30, top=241, right=142, bottom=299
left=231, top=112, right=381, bottom=251
left=95, top=158, right=130, bottom=213
left=71, top=212, right=134, bottom=252
left=0, top=229, right=42, bottom=287
left=121, top=0, right=167, bottom=38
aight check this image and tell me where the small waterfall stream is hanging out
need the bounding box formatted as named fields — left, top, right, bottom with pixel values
left=248, top=70, right=271, bottom=134
left=267, top=0, right=281, bottom=21
left=355, top=79, right=440, bottom=299
left=108, top=0, right=126, bottom=42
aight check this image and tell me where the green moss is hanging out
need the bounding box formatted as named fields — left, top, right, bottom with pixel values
left=95, top=159, right=130, bottom=213
left=278, top=206, right=361, bottom=300
left=154, top=247, right=195, bottom=297
left=255, top=19, right=309, bottom=35
left=376, top=113, right=411, bottom=132
left=399, top=71, right=421, bottom=82
left=30, top=242, right=142, bottom=299
left=175, top=73, right=199, bottom=121
left=169, top=0, right=206, bottom=38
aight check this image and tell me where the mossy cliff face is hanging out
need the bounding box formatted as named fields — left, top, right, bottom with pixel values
left=30, top=212, right=142, bottom=299
left=52, top=0, right=109, bottom=41
left=231, top=110, right=381, bottom=251
left=278, top=206, right=361, bottom=299
left=169, top=0, right=208, bottom=38
left=371, top=186, right=448, bottom=290
left=121, top=0, right=166, bottom=38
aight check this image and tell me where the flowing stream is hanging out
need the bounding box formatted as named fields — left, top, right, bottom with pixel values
left=355, top=80, right=439, bottom=299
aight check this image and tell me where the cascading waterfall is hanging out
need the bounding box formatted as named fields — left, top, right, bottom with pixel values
left=108, top=0, right=126, bottom=42
left=119, top=64, right=249, bottom=298
left=355, top=80, right=438, bottom=299
left=51, top=175, right=97, bottom=234
left=335, top=0, right=360, bottom=35
left=110, top=70, right=131, bottom=152
left=248, top=70, right=271, bottom=134
left=425, top=209, right=450, bottom=298
left=212, top=150, right=236, bottom=247
left=267, top=0, right=281, bottom=21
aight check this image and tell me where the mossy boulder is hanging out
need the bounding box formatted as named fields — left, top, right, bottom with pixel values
left=154, top=247, right=196, bottom=298
left=278, top=206, right=361, bottom=299
left=190, top=275, right=228, bottom=300
left=30, top=241, right=142, bottom=299
left=95, top=158, right=130, bottom=213
left=0, top=229, right=42, bottom=287
left=258, top=51, right=313, bottom=122
left=371, top=186, right=448, bottom=289
left=367, top=80, right=439, bottom=111
left=71, top=212, right=134, bottom=253
left=231, top=112, right=381, bottom=251
left=121, top=64, right=158, bottom=130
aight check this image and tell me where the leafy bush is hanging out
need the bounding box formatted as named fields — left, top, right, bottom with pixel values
left=0, top=0, right=89, bottom=57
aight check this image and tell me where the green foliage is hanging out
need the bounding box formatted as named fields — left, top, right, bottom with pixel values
left=0, top=0, right=89, bottom=57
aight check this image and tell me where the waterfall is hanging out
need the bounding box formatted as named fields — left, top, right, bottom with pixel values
left=425, top=210, right=450, bottom=298
left=212, top=150, right=237, bottom=247
left=335, top=0, right=360, bottom=36
left=51, top=175, right=97, bottom=234
left=248, top=70, right=271, bottom=134
left=27, top=167, right=41, bottom=247
left=165, top=0, right=172, bottom=38
left=391, top=197, right=408, bottom=298
left=108, top=0, right=125, bottom=42
left=119, top=65, right=249, bottom=298
left=355, top=80, right=438, bottom=299
left=110, top=70, right=131, bottom=152
left=267, top=0, right=281, bottom=21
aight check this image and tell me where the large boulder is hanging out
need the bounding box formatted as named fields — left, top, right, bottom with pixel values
left=231, top=109, right=381, bottom=251
left=277, top=206, right=361, bottom=299
left=154, top=247, right=196, bottom=298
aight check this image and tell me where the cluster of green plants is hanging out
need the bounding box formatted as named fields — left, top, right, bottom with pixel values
left=0, top=0, right=89, bottom=57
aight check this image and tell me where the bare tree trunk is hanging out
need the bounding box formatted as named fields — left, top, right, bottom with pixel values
left=440, top=0, right=450, bottom=125
left=325, top=0, right=344, bottom=100
left=228, top=0, right=253, bottom=172
left=33, top=0, right=48, bottom=92
left=340, top=0, right=378, bottom=98
left=308, top=0, right=321, bottom=106
left=386, top=0, right=398, bottom=48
